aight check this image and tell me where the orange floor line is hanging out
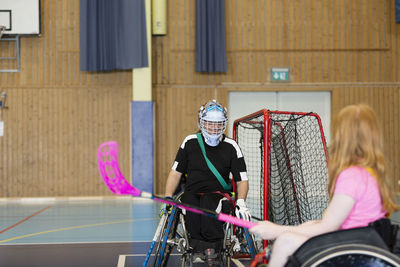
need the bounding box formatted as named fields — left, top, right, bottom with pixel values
left=0, top=206, right=52, bottom=234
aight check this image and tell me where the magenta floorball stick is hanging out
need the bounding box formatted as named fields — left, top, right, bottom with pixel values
left=97, top=141, right=257, bottom=229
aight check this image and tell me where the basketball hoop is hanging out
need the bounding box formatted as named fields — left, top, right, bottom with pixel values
left=0, top=26, right=6, bottom=39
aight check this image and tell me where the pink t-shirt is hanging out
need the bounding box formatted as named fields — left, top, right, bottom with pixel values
left=334, top=166, right=386, bottom=229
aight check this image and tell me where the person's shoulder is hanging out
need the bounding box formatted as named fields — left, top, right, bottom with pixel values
left=221, top=135, right=237, bottom=146
left=343, top=166, right=370, bottom=174
left=184, top=133, right=198, bottom=140
left=180, top=133, right=198, bottom=149
left=338, top=166, right=370, bottom=182
left=221, top=136, right=243, bottom=157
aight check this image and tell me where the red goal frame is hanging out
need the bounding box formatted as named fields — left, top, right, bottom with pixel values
left=232, top=109, right=329, bottom=247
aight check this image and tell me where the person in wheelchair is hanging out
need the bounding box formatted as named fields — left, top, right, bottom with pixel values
left=162, top=100, right=251, bottom=266
left=250, top=104, right=399, bottom=267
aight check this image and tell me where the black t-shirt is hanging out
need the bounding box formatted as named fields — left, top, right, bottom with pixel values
left=172, top=133, right=248, bottom=193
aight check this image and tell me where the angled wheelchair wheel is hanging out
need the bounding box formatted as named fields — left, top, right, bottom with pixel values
left=242, top=227, right=258, bottom=258
left=152, top=192, right=189, bottom=267
left=302, top=243, right=400, bottom=267
left=234, top=226, right=259, bottom=258
left=222, top=222, right=260, bottom=266
left=285, top=226, right=399, bottom=267
left=153, top=206, right=180, bottom=267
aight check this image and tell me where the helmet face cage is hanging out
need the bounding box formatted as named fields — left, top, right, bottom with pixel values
left=199, top=119, right=226, bottom=136
left=198, top=100, right=227, bottom=146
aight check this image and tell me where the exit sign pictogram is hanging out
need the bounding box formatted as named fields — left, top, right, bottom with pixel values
left=271, top=68, right=290, bottom=82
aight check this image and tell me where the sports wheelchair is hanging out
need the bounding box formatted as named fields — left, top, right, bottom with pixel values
left=148, top=191, right=260, bottom=267
left=250, top=224, right=400, bottom=267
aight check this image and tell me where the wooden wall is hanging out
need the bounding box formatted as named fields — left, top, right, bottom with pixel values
left=1, top=0, right=399, bottom=197
left=0, top=1, right=132, bottom=197
left=152, top=0, right=400, bottom=194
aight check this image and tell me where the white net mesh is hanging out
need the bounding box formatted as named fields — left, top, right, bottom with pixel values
left=234, top=110, right=329, bottom=226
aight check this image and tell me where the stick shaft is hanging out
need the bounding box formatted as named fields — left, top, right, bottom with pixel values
left=152, top=214, right=167, bottom=242
left=97, top=141, right=257, bottom=229
left=218, top=213, right=257, bottom=228
left=139, top=191, right=257, bottom=229
left=142, top=214, right=167, bottom=267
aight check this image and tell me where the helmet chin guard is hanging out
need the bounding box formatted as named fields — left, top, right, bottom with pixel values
left=198, top=100, right=227, bottom=146
left=201, top=131, right=223, bottom=146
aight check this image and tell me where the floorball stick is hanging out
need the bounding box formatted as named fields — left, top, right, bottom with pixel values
left=142, top=214, right=167, bottom=267
left=97, top=141, right=257, bottom=229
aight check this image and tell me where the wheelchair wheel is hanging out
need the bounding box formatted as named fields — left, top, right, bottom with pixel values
left=234, top=226, right=259, bottom=258
left=301, top=243, right=400, bottom=267
left=153, top=206, right=180, bottom=267
left=180, top=252, right=192, bottom=267
left=222, top=222, right=260, bottom=267
left=242, top=227, right=258, bottom=258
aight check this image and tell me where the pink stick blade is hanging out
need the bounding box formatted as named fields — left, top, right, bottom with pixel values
left=97, top=141, right=141, bottom=196
left=218, top=213, right=257, bottom=229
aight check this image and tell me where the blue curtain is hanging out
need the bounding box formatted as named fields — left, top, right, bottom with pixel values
left=195, top=0, right=227, bottom=73
left=396, top=0, right=400, bottom=23
left=80, top=0, right=148, bottom=71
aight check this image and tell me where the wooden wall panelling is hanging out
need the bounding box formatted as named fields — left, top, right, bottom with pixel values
left=395, top=90, right=400, bottom=185
left=1, top=1, right=398, bottom=196
left=0, top=0, right=132, bottom=197
left=154, top=86, right=171, bottom=194
left=389, top=0, right=400, bottom=82
left=12, top=89, right=21, bottom=195
left=1, top=91, right=8, bottom=195
left=0, top=40, right=17, bottom=73
left=153, top=86, right=218, bottom=194
left=330, top=85, right=400, bottom=190
left=157, top=0, right=394, bottom=85
left=153, top=84, right=400, bottom=194
left=225, top=0, right=235, bottom=83
left=8, top=89, right=15, bottom=195
left=396, top=22, right=400, bottom=81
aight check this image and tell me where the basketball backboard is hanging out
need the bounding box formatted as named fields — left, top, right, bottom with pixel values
left=0, top=0, right=40, bottom=35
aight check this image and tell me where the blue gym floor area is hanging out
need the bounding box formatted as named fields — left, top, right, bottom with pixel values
left=0, top=197, right=254, bottom=267
left=1, top=197, right=400, bottom=266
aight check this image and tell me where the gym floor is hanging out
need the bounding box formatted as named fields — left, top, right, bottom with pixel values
left=0, top=197, right=253, bottom=267
left=1, top=197, right=399, bottom=267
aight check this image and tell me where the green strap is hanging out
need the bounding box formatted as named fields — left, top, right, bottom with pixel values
left=196, top=133, right=232, bottom=190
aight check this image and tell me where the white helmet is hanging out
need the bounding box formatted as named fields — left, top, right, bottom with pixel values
left=198, top=100, right=227, bottom=146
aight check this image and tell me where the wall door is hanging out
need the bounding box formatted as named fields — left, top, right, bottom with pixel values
left=228, top=91, right=331, bottom=143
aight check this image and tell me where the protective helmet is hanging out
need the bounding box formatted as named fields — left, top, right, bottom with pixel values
left=198, top=100, right=228, bottom=146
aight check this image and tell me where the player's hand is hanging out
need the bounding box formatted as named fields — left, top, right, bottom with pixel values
left=235, top=198, right=251, bottom=221
left=249, top=220, right=278, bottom=240
left=160, top=196, right=174, bottom=217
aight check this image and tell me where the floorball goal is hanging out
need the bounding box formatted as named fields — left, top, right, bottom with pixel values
left=233, top=109, right=329, bottom=245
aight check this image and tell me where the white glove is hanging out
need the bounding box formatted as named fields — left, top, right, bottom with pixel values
left=235, top=198, right=251, bottom=221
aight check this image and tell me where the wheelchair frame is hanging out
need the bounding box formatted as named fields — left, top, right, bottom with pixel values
left=149, top=192, right=259, bottom=267
left=284, top=226, right=400, bottom=267
left=250, top=226, right=400, bottom=267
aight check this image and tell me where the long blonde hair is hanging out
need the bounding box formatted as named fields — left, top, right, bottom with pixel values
left=328, top=104, right=398, bottom=213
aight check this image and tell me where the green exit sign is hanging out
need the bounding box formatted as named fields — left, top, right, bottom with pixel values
left=270, top=68, right=290, bottom=82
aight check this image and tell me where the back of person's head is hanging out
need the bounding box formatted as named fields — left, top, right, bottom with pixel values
left=328, top=104, right=398, bottom=213
left=329, top=104, right=383, bottom=169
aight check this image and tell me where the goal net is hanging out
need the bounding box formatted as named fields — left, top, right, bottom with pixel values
left=233, top=110, right=329, bottom=232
